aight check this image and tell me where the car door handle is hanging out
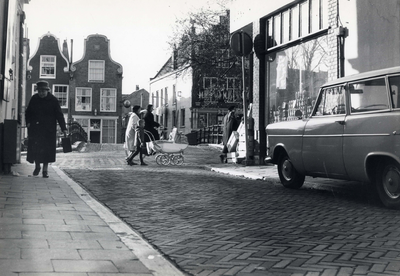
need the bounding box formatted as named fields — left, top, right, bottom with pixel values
left=335, top=120, right=345, bottom=125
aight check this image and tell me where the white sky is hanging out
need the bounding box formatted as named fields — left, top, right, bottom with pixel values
left=24, top=0, right=229, bottom=94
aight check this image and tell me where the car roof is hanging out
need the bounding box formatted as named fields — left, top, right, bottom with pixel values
left=321, top=66, right=400, bottom=87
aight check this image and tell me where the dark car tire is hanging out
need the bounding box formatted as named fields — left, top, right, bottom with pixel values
left=376, top=160, right=400, bottom=209
left=278, top=154, right=305, bottom=189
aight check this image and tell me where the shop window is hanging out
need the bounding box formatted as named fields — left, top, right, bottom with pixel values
left=53, top=85, right=68, bottom=108
left=40, top=55, right=56, bottom=79
left=268, top=36, right=329, bottom=123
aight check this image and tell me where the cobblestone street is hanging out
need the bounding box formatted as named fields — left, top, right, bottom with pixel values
left=54, top=144, right=400, bottom=276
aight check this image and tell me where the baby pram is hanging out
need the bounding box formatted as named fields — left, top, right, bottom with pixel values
left=146, top=127, right=188, bottom=165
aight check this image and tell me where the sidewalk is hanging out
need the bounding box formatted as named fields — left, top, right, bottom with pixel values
left=207, top=144, right=280, bottom=181
left=0, top=162, right=187, bottom=276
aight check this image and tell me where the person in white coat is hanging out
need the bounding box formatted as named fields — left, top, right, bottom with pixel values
left=124, top=105, right=141, bottom=163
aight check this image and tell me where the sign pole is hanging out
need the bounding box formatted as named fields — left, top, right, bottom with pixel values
left=240, top=30, right=250, bottom=165
left=230, top=30, right=253, bottom=165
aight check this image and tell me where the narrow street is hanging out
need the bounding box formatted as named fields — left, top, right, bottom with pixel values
left=55, top=144, right=400, bottom=276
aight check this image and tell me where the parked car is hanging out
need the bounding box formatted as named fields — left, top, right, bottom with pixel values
left=265, top=66, right=400, bottom=209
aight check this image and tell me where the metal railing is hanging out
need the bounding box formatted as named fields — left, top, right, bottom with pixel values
left=187, top=124, right=223, bottom=145
left=66, top=121, right=88, bottom=143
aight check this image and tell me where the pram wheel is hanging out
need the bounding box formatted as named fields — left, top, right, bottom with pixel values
left=172, top=155, right=184, bottom=166
left=156, top=154, right=170, bottom=165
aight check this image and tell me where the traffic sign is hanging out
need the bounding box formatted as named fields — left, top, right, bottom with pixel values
left=230, top=31, right=253, bottom=57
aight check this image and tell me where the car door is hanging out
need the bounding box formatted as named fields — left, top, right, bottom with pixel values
left=343, top=76, right=393, bottom=181
left=302, top=85, right=348, bottom=178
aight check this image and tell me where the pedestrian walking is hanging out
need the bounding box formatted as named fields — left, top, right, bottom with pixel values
left=124, top=105, right=141, bottom=161
left=143, top=104, right=161, bottom=141
left=220, top=105, right=239, bottom=163
left=126, top=119, right=147, bottom=166
left=25, top=80, right=67, bottom=178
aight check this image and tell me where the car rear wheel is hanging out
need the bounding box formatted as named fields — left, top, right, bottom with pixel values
left=376, top=160, right=400, bottom=209
left=278, top=154, right=305, bottom=189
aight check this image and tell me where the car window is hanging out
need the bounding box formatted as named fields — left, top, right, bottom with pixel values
left=388, top=75, right=400, bottom=109
left=314, top=86, right=346, bottom=116
left=350, top=78, right=389, bottom=113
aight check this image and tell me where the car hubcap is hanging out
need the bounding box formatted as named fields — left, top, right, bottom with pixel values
left=383, top=165, right=400, bottom=199
left=282, top=159, right=293, bottom=181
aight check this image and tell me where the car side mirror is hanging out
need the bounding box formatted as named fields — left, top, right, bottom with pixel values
left=295, top=110, right=303, bottom=119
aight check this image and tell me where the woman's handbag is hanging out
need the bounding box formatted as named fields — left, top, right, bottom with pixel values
left=62, top=133, right=72, bottom=153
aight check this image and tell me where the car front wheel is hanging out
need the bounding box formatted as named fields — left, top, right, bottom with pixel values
left=376, top=160, right=400, bottom=209
left=278, top=154, right=305, bottom=189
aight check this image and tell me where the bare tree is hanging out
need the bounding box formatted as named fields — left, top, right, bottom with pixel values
left=168, top=3, right=236, bottom=76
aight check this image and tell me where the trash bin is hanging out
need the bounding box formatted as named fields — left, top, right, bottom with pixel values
left=186, top=132, right=198, bottom=145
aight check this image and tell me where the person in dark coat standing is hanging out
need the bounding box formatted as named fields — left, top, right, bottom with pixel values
left=220, top=106, right=239, bottom=163
left=25, top=80, right=67, bottom=178
left=143, top=104, right=160, bottom=141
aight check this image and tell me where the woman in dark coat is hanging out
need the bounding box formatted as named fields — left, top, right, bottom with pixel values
left=220, top=106, right=239, bottom=163
left=143, top=104, right=160, bottom=141
left=25, top=80, right=67, bottom=178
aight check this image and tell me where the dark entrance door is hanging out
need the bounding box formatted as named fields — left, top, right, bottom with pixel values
left=90, top=131, right=100, bottom=143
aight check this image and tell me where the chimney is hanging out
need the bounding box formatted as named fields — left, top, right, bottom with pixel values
left=62, top=40, right=69, bottom=61
left=136, top=85, right=139, bottom=91
left=172, top=44, right=178, bottom=70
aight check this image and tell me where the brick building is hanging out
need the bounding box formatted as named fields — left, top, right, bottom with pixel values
left=69, top=34, right=123, bottom=144
left=150, top=11, right=246, bottom=136
left=26, top=33, right=70, bottom=123
left=231, top=0, right=400, bottom=163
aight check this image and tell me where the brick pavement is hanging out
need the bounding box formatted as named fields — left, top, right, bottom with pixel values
left=63, top=165, right=400, bottom=276
left=51, top=143, right=400, bottom=276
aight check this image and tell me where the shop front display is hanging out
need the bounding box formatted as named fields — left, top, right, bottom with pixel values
left=267, top=36, right=329, bottom=124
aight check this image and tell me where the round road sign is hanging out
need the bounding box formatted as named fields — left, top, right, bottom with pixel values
left=230, top=31, right=253, bottom=57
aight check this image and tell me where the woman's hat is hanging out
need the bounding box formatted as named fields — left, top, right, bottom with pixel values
left=36, top=80, right=50, bottom=91
left=132, top=105, right=141, bottom=112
